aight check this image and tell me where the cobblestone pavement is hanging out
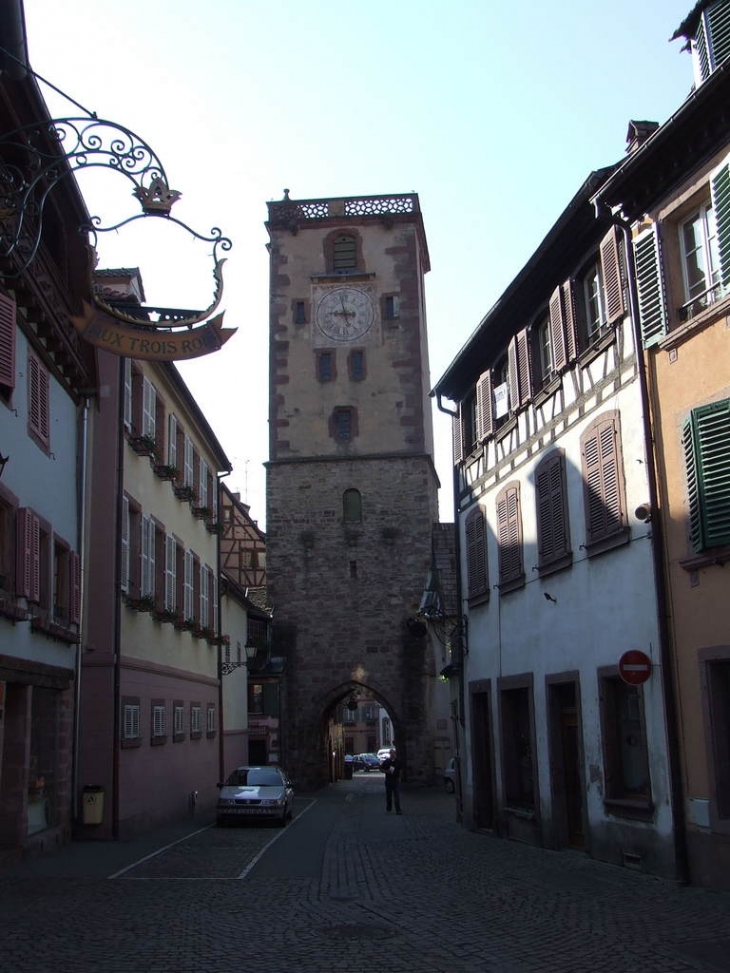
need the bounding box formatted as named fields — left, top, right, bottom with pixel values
left=3, top=775, right=730, bottom=973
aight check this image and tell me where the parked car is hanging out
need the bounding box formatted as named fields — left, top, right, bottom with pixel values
left=344, top=754, right=364, bottom=772
left=358, top=753, right=381, bottom=772
left=444, top=757, right=456, bottom=793
left=217, top=766, right=293, bottom=826
left=377, top=747, right=394, bottom=763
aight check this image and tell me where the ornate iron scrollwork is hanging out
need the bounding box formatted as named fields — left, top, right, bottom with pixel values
left=0, top=115, right=232, bottom=330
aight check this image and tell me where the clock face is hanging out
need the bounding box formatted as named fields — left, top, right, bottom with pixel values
left=316, top=287, right=374, bottom=341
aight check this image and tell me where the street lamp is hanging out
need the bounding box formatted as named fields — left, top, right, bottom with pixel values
left=220, top=639, right=267, bottom=676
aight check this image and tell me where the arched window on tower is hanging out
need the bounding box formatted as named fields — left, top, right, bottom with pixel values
left=332, top=234, right=357, bottom=270
left=343, top=488, right=362, bottom=522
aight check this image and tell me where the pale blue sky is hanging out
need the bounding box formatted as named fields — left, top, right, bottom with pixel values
left=23, top=0, right=695, bottom=525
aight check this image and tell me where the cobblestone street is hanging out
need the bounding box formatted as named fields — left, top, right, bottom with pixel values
left=3, top=776, right=730, bottom=973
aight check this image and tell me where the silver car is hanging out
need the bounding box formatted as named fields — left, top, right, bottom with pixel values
left=216, top=766, right=293, bottom=826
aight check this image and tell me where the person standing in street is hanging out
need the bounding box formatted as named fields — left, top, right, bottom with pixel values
left=380, top=748, right=402, bottom=814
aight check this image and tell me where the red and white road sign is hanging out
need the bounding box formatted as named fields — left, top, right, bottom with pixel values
left=618, top=649, right=652, bottom=686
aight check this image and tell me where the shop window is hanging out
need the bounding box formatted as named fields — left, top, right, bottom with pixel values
left=705, top=658, right=730, bottom=819
left=599, top=676, right=651, bottom=808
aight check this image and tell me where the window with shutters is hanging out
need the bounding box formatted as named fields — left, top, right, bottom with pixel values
left=151, top=700, right=167, bottom=745
left=682, top=398, right=730, bottom=556
left=384, top=294, right=400, bottom=319
left=121, top=697, right=141, bottom=747
left=461, top=393, right=478, bottom=454
left=167, top=414, right=178, bottom=469
left=200, top=562, right=210, bottom=629
left=16, top=507, right=39, bottom=601
left=173, top=701, right=185, bottom=742
left=183, top=434, right=194, bottom=488
left=142, top=377, right=157, bottom=441
left=0, top=293, right=16, bottom=402
left=689, top=0, right=730, bottom=85
left=332, top=234, right=357, bottom=270
left=164, top=534, right=177, bottom=612
left=534, top=315, right=555, bottom=389
left=580, top=412, right=629, bottom=555
left=207, top=704, right=217, bottom=737
left=28, top=353, right=50, bottom=449
left=183, top=549, right=195, bottom=622
left=535, top=450, right=572, bottom=575
left=140, top=514, right=156, bottom=599
left=599, top=673, right=652, bottom=810
left=190, top=702, right=202, bottom=739
left=465, top=507, right=489, bottom=605
left=331, top=406, right=357, bottom=442
left=496, top=482, right=525, bottom=592
left=198, top=457, right=209, bottom=509
left=0, top=494, right=15, bottom=594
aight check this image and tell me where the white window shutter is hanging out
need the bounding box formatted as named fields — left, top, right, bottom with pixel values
left=142, top=378, right=156, bottom=439
left=184, top=549, right=194, bottom=620
left=165, top=535, right=176, bottom=611
left=168, top=415, right=178, bottom=468
left=120, top=497, right=130, bottom=592
left=123, top=359, right=132, bottom=429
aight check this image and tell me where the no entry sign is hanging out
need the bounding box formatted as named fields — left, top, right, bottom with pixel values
left=618, top=650, right=652, bottom=685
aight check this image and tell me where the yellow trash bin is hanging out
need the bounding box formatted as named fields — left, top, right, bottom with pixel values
left=82, top=785, right=104, bottom=825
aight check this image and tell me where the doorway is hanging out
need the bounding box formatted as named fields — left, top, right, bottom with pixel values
left=548, top=679, right=585, bottom=849
left=470, top=682, right=495, bottom=830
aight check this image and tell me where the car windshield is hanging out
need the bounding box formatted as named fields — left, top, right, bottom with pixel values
left=225, top=768, right=282, bottom=787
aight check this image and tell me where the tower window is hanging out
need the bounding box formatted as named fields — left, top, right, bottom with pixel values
left=349, top=349, right=365, bottom=381
left=331, top=407, right=356, bottom=441
left=293, top=300, right=307, bottom=325
left=317, top=351, right=334, bottom=382
left=384, top=295, right=400, bottom=319
left=333, top=234, right=357, bottom=270
left=343, top=488, right=362, bottom=522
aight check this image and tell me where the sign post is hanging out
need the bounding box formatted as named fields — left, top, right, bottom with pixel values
left=618, top=649, right=652, bottom=686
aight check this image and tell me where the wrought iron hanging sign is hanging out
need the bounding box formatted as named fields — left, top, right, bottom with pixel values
left=0, top=114, right=235, bottom=360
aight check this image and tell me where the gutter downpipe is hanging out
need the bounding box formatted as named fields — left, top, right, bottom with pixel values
left=72, top=394, right=92, bottom=821
left=435, top=392, right=466, bottom=820
left=599, top=203, right=689, bottom=885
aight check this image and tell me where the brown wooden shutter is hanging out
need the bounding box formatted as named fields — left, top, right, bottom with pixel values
left=507, top=338, right=519, bottom=410
left=466, top=508, right=487, bottom=599
left=497, top=484, right=523, bottom=584
left=516, top=329, right=533, bottom=404
left=69, top=551, right=81, bottom=625
left=452, top=410, right=464, bottom=464
left=536, top=452, right=569, bottom=564
left=0, top=293, right=16, bottom=389
left=16, top=507, right=40, bottom=601
left=562, top=281, right=578, bottom=362
left=549, top=286, right=567, bottom=371
left=476, top=370, right=493, bottom=439
left=582, top=415, right=623, bottom=544
left=600, top=226, right=625, bottom=323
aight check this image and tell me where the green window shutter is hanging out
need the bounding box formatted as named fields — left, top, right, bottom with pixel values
left=685, top=400, right=730, bottom=552
left=710, top=156, right=730, bottom=288
left=633, top=226, right=668, bottom=347
left=706, top=1, right=730, bottom=72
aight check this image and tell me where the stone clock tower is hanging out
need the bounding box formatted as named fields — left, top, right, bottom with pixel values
left=265, top=192, right=441, bottom=789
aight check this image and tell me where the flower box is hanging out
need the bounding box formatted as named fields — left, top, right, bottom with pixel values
left=173, top=485, right=196, bottom=502
left=129, top=434, right=158, bottom=457
left=153, top=464, right=178, bottom=481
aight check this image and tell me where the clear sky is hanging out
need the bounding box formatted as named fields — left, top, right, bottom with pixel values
left=22, top=0, right=695, bottom=527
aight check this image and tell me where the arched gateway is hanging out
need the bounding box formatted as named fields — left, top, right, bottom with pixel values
left=265, top=192, right=447, bottom=790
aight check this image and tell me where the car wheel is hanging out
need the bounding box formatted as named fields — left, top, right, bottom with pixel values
left=445, top=778, right=455, bottom=794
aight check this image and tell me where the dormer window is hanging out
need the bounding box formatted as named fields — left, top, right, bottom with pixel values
left=683, top=0, right=730, bottom=85
left=332, top=234, right=357, bottom=270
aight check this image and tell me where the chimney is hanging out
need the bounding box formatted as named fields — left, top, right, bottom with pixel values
left=626, top=120, right=659, bottom=155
